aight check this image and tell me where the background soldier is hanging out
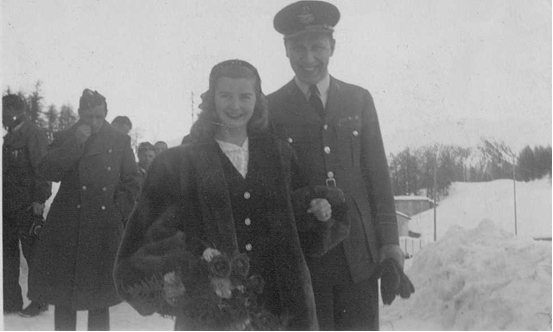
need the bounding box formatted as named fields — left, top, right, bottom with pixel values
left=3, top=94, right=51, bottom=317
left=269, top=1, right=406, bottom=329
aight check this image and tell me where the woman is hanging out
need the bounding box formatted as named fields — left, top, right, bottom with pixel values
left=29, top=89, right=140, bottom=330
left=114, top=60, right=346, bottom=330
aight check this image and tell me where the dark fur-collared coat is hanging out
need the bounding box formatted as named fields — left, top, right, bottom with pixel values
left=114, top=133, right=319, bottom=330
left=28, top=120, right=140, bottom=310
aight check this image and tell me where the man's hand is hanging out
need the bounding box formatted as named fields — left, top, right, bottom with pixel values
left=75, top=124, right=92, bottom=144
left=31, top=202, right=45, bottom=216
left=380, top=244, right=405, bottom=270
left=307, top=198, right=332, bottom=222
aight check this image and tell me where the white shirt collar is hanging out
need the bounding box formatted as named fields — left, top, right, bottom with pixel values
left=215, top=138, right=249, bottom=178
left=294, top=74, right=331, bottom=107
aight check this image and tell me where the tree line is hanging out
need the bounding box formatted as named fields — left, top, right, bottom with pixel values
left=4, top=82, right=78, bottom=142
left=389, top=139, right=552, bottom=199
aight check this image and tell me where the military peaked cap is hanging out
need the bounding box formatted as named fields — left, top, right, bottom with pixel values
left=274, top=1, right=340, bottom=39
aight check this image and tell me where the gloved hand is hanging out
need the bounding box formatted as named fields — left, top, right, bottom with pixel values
left=377, top=258, right=415, bottom=305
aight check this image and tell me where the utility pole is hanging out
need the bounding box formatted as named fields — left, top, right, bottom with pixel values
left=512, top=155, right=518, bottom=235
left=433, top=145, right=439, bottom=242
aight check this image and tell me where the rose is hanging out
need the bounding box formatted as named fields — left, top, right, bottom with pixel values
left=208, top=254, right=232, bottom=278
left=211, top=277, right=233, bottom=299
left=231, top=253, right=250, bottom=277
left=163, top=272, right=186, bottom=306
left=202, top=248, right=221, bottom=262
left=247, top=274, right=265, bottom=294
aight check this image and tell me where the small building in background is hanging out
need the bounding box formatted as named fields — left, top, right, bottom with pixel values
left=394, top=195, right=435, bottom=217
left=396, top=211, right=410, bottom=237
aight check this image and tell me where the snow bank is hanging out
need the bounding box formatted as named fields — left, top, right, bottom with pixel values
left=381, top=219, right=552, bottom=330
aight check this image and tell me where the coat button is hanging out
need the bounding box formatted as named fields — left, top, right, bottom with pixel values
left=324, top=146, right=331, bottom=154
left=245, top=243, right=252, bottom=251
left=82, top=186, right=87, bottom=190
left=101, top=206, right=106, bottom=210
left=107, top=166, right=112, bottom=171
left=327, top=171, right=334, bottom=178
left=244, top=192, right=251, bottom=199
left=245, top=218, right=251, bottom=226
left=323, top=124, right=328, bottom=130
left=77, top=204, right=81, bottom=209
left=108, top=149, right=113, bottom=153
left=288, top=137, right=293, bottom=143
left=353, top=130, right=359, bottom=136
left=102, top=187, right=107, bottom=192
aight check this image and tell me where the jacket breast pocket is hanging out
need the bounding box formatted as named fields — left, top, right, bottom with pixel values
left=336, top=115, right=362, bottom=167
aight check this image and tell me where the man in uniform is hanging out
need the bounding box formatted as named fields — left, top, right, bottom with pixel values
left=269, top=1, right=405, bottom=329
left=3, top=94, right=51, bottom=316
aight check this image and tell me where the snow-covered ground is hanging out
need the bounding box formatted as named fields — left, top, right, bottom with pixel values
left=3, top=178, right=551, bottom=330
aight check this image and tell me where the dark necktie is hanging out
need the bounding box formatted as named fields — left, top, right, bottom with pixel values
left=309, top=84, right=325, bottom=118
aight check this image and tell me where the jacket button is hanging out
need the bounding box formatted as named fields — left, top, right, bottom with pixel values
left=323, top=124, right=328, bottom=130
left=82, top=186, right=87, bottom=190
left=245, top=243, right=252, bottom=251
left=108, top=149, right=113, bottom=153
left=353, top=130, right=359, bottom=136
left=324, top=146, right=331, bottom=154
left=102, top=187, right=107, bottom=192
left=107, top=167, right=112, bottom=171
left=101, top=206, right=106, bottom=210
left=77, top=204, right=81, bottom=209
left=244, top=192, right=251, bottom=199
left=288, top=137, right=293, bottom=143
left=245, top=218, right=251, bottom=226
left=327, top=171, right=334, bottom=178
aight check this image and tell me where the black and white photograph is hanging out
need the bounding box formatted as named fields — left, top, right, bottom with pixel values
left=2, top=0, right=551, bottom=330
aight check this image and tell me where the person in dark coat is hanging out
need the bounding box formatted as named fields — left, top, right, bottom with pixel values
left=2, top=94, right=51, bottom=316
left=28, top=89, right=140, bottom=330
left=114, top=60, right=344, bottom=330
left=269, top=1, right=405, bottom=330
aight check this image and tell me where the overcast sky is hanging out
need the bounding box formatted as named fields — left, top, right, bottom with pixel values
left=2, top=0, right=551, bottom=151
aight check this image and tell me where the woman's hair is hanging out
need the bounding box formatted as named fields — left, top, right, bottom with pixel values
left=189, top=59, right=268, bottom=141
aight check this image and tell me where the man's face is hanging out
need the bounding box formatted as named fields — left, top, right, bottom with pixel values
left=285, top=32, right=335, bottom=85
left=154, top=143, right=167, bottom=154
left=113, top=123, right=131, bottom=135
left=138, top=150, right=156, bottom=169
left=79, top=105, right=107, bottom=134
left=2, top=107, right=18, bottom=128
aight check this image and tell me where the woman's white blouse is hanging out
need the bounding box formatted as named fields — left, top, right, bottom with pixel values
left=216, top=138, right=249, bottom=178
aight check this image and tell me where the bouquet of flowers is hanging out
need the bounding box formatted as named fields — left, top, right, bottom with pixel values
left=125, top=247, right=286, bottom=330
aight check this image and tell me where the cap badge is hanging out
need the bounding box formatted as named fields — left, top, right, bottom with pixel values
left=297, top=5, right=315, bottom=25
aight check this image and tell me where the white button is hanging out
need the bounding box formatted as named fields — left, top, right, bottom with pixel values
left=77, top=204, right=81, bottom=209
left=245, top=218, right=251, bottom=226
left=288, top=137, right=293, bottom=143
left=327, top=171, right=334, bottom=178
left=101, top=206, right=106, bottom=210
left=323, top=124, right=328, bottom=130
left=102, top=187, right=107, bottom=192
left=107, top=167, right=112, bottom=171
left=244, top=192, right=251, bottom=199
left=82, top=186, right=87, bottom=190
left=324, top=146, right=331, bottom=154
left=245, top=244, right=252, bottom=251
left=353, top=130, right=359, bottom=136
left=108, top=149, right=113, bottom=153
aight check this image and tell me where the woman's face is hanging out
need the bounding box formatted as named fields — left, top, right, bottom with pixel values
left=214, top=77, right=256, bottom=132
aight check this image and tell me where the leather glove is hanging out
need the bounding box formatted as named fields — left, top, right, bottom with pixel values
left=377, top=258, right=415, bottom=305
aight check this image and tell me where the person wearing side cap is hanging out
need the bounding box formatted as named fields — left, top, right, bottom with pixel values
left=28, top=89, right=140, bottom=330
left=269, top=1, right=405, bottom=330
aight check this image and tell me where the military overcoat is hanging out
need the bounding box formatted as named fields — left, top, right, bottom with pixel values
left=28, top=121, right=140, bottom=310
